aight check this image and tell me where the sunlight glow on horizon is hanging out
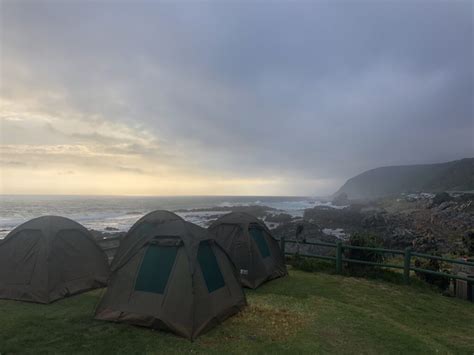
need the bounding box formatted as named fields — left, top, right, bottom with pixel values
left=0, top=104, right=337, bottom=196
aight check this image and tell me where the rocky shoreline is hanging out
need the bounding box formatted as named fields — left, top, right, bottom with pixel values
left=299, top=192, right=474, bottom=255
left=90, top=192, right=474, bottom=258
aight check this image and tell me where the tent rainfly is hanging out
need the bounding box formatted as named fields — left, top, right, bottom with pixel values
left=0, top=216, right=110, bottom=304
left=95, top=210, right=246, bottom=340
left=208, top=212, right=287, bottom=289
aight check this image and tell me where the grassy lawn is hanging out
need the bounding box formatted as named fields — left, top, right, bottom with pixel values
left=1, top=269, right=473, bottom=354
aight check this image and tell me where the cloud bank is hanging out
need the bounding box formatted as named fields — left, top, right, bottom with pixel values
left=1, top=1, right=473, bottom=195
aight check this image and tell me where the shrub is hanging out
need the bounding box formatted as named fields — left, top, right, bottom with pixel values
left=462, top=230, right=474, bottom=256
left=286, top=255, right=335, bottom=273
left=345, top=233, right=384, bottom=276
left=413, top=258, right=450, bottom=290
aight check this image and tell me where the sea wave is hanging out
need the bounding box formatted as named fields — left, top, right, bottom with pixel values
left=0, top=195, right=342, bottom=238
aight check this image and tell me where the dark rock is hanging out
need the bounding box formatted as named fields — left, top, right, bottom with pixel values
left=361, top=212, right=388, bottom=228
left=436, top=201, right=453, bottom=211
left=272, top=220, right=340, bottom=257
left=431, top=192, right=453, bottom=206
left=272, top=220, right=323, bottom=241
left=303, top=205, right=364, bottom=232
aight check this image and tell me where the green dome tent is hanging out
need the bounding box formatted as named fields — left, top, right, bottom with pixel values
left=95, top=210, right=246, bottom=340
left=0, top=216, right=110, bottom=304
left=208, top=212, right=287, bottom=289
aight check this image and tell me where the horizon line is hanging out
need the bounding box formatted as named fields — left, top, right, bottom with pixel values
left=0, top=193, right=328, bottom=198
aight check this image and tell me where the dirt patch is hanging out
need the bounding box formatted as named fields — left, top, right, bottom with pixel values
left=229, top=303, right=309, bottom=341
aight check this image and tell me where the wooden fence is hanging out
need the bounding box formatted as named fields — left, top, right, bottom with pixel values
left=97, top=234, right=474, bottom=285
left=280, top=238, right=474, bottom=285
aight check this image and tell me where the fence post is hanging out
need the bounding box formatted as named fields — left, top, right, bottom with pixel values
left=336, top=241, right=343, bottom=274
left=404, top=247, right=412, bottom=285
left=280, top=237, right=286, bottom=255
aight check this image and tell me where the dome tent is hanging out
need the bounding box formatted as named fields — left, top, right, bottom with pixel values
left=95, top=210, right=246, bottom=340
left=208, top=212, right=287, bottom=289
left=0, top=216, right=110, bottom=304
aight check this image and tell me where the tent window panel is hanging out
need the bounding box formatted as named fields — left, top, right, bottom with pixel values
left=249, top=227, right=271, bottom=258
left=135, top=245, right=178, bottom=294
left=197, top=241, right=225, bottom=293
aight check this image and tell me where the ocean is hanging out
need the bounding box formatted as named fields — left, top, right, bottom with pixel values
left=0, top=195, right=337, bottom=237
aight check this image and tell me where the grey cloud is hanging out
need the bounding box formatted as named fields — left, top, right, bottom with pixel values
left=1, top=1, right=473, bottom=194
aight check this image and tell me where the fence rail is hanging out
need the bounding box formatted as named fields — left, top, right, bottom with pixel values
left=281, top=238, right=474, bottom=284
left=97, top=235, right=473, bottom=283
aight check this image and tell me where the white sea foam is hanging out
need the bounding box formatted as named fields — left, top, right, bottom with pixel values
left=322, top=228, right=348, bottom=240
left=175, top=211, right=229, bottom=228
left=0, top=195, right=342, bottom=237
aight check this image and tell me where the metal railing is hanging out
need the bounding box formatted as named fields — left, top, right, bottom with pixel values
left=280, top=238, right=474, bottom=284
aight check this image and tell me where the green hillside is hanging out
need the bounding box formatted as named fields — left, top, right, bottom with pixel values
left=335, top=158, right=474, bottom=199
left=1, top=270, right=473, bottom=354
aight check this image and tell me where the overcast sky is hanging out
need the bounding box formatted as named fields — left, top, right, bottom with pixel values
left=1, top=0, right=473, bottom=196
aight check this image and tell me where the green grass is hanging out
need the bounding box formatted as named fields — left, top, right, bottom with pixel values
left=1, top=269, right=473, bottom=354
